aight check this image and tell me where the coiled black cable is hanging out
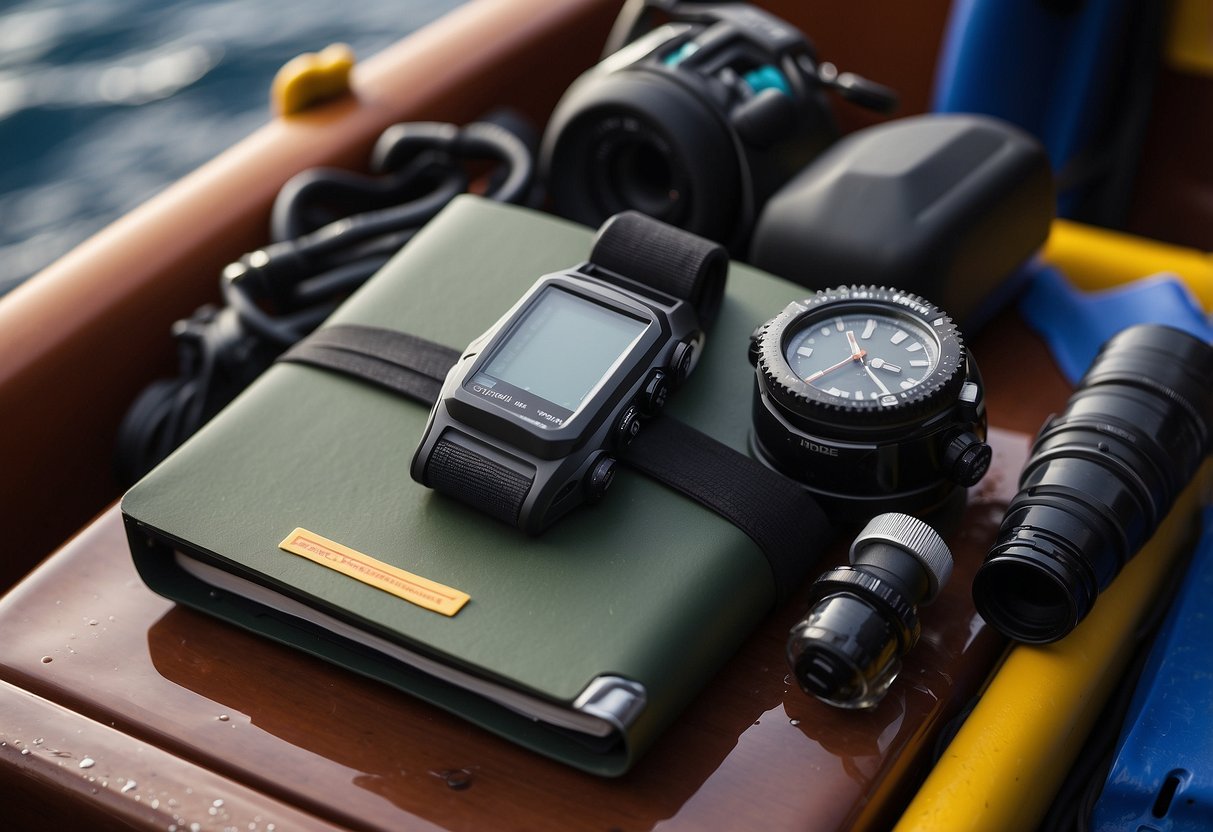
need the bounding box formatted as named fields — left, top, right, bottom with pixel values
left=116, top=116, right=535, bottom=485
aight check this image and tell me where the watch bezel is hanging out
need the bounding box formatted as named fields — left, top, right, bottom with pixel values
left=756, top=286, right=965, bottom=425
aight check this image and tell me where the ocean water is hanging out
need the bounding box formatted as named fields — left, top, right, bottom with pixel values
left=0, top=0, right=465, bottom=296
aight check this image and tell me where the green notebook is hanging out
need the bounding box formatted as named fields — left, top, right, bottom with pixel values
left=122, top=196, right=810, bottom=775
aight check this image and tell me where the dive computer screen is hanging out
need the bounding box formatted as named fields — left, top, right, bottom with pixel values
left=470, top=287, right=647, bottom=424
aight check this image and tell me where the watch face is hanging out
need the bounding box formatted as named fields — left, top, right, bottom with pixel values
left=748, top=285, right=986, bottom=518
left=472, top=286, right=648, bottom=424
left=784, top=309, right=940, bottom=403
left=753, top=286, right=966, bottom=423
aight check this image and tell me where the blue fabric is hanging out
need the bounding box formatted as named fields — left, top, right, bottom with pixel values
left=1018, top=266, right=1213, bottom=383
left=932, top=0, right=1135, bottom=215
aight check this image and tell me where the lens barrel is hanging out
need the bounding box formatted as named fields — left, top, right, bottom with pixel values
left=543, top=69, right=744, bottom=243
left=973, top=324, right=1213, bottom=643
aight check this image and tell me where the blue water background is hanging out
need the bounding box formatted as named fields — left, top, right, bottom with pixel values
left=0, top=0, right=466, bottom=296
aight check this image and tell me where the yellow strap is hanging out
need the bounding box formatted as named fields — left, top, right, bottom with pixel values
left=895, top=462, right=1211, bottom=832
left=1042, top=219, right=1213, bottom=310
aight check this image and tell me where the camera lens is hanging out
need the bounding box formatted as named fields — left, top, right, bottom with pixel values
left=973, top=324, right=1213, bottom=643
left=542, top=72, right=742, bottom=244
left=599, top=135, right=678, bottom=218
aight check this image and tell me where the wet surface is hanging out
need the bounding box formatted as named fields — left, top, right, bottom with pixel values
left=0, top=428, right=1027, bottom=831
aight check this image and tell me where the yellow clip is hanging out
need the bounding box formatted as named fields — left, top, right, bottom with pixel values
left=271, top=43, right=355, bottom=116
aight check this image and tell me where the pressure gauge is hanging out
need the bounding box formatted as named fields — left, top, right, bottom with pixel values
left=749, top=286, right=990, bottom=520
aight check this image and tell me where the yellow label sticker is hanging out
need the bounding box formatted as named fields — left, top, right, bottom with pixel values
left=279, top=528, right=469, bottom=616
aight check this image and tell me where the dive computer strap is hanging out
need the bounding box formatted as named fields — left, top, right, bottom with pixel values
left=281, top=323, right=831, bottom=602
left=589, top=210, right=728, bottom=327
left=278, top=324, right=461, bottom=404
left=621, top=416, right=831, bottom=597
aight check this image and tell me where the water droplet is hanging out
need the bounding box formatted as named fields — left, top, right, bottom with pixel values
left=213, top=798, right=224, bottom=808
left=190, top=824, right=202, bottom=832
left=41, top=656, right=53, bottom=664
left=32, top=738, right=43, bottom=745
left=789, top=718, right=801, bottom=726
left=20, top=748, right=30, bottom=756
left=216, top=714, right=230, bottom=722
left=168, top=825, right=177, bottom=832
left=208, top=808, right=218, bottom=816
left=88, top=619, right=99, bottom=626
left=429, top=768, right=473, bottom=790
left=266, top=824, right=276, bottom=831
left=108, top=615, right=116, bottom=622
left=122, top=779, right=137, bottom=793
left=79, top=757, right=95, bottom=769
left=151, top=798, right=160, bottom=809
left=783, top=674, right=794, bottom=686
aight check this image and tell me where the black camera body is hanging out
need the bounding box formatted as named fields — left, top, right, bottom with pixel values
left=540, top=4, right=842, bottom=252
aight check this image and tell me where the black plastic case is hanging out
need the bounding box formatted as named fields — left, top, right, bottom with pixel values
left=748, top=114, right=1054, bottom=330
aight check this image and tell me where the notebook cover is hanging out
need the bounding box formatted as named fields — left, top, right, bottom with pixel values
left=121, top=195, right=813, bottom=775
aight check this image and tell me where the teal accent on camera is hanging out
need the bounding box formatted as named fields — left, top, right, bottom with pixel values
left=743, top=65, right=791, bottom=95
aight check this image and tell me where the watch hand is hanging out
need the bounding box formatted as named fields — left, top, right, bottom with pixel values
left=845, top=329, right=892, bottom=395
left=869, top=358, right=902, bottom=373
left=846, top=330, right=863, bottom=358
left=860, top=361, right=891, bottom=395
left=804, top=350, right=865, bottom=383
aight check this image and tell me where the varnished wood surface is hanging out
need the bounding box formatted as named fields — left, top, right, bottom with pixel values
left=0, top=308, right=1070, bottom=831
left=0, top=678, right=344, bottom=831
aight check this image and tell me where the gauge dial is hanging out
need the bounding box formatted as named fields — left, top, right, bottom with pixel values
left=748, top=285, right=989, bottom=520
left=783, top=310, right=940, bottom=403
left=751, top=286, right=968, bottom=426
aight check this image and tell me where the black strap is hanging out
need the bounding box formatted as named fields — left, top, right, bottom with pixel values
left=427, top=435, right=533, bottom=526
left=590, top=210, right=727, bottom=328
left=279, top=324, right=461, bottom=404
left=279, top=324, right=829, bottom=603
left=621, top=418, right=829, bottom=597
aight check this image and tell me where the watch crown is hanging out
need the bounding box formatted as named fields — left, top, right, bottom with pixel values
left=944, top=430, right=992, bottom=487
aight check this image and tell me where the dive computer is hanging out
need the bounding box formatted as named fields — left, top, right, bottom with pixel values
left=411, top=211, right=727, bottom=533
